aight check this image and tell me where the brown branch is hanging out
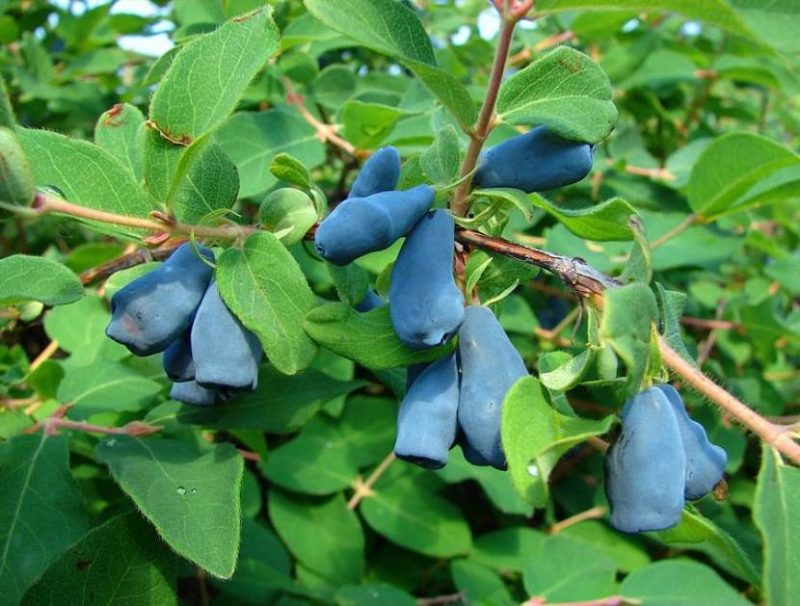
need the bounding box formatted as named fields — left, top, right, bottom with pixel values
left=417, top=593, right=465, bottom=606
left=680, top=316, right=739, bottom=331
left=549, top=505, right=607, bottom=534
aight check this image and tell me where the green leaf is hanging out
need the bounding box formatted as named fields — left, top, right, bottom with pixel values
left=620, top=560, right=751, bottom=606
left=559, top=521, right=650, bottom=573
left=497, top=47, right=617, bottom=144
left=303, top=0, right=477, bottom=128
left=0, top=127, right=35, bottom=207
left=337, top=583, right=416, bottom=606
left=360, top=475, right=472, bottom=558
left=58, top=359, right=162, bottom=419
left=216, top=109, right=326, bottom=198
left=529, top=194, right=637, bottom=241
left=93, top=103, right=145, bottom=180
left=304, top=0, right=435, bottom=66
left=328, top=263, right=370, bottom=308
left=600, top=283, right=658, bottom=395
left=149, top=7, right=278, bottom=143
left=451, top=559, right=515, bottom=606
left=471, top=527, right=548, bottom=573
left=342, top=101, right=411, bottom=149
left=754, top=446, right=800, bottom=606
left=216, top=232, right=318, bottom=375
left=650, top=509, right=760, bottom=586
left=269, top=491, right=364, bottom=584
left=687, top=132, right=800, bottom=219
left=522, top=535, right=617, bottom=603
left=420, top=125, right=462, bottom=185
left=0, top=434, right=89, bottom=606
left=536, top=0, right=754, bottom=39
left=259, top=188, right=317, bottom=245
left=169, top=139, right=240, bottom=223
left=437, top=447, right=533, bottom=516
left=17, top=128, right=153, bottom=237
left=501, top=376, right=616, bottom=507
left=22, top=512, right=178, bottom=606
left=95, top=436, right=244, bottom=579
left=270, top=152, right=312, bottom=189
left=655, top=284, right=695, bottom=366
left=731, top=0, right=800, bottom=53
left=404, top=61, right=478, bottom=130
left=0, top=74, right=14, bottom=128
left=0, top=256, right=83, bottom=307
left=149, top=366, right=365, bottom=433
left=303, top=303, right=453, bottom=369
left=539, top=348, right=596, bottom=391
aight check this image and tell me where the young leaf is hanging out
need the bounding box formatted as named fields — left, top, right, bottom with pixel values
left=0, top=256, right=83, bottom=307
left=269, top=491, right=364, bottom=584
left=17, top=128, right=153, bottom=237
left=216, top=232, right=318, bottom=375
left=95, top=436, right=244, bottom=579
left=497, top=47, right=617, bottom=144
left=687, top=132, right=800, bottom=220
left=149, top=7, right=278, bottom=143
left=22, top=512, right=179, bottom=606
left=0, top=434, right=89, bottom=605
left=94, top=103, right=145, bottom=180
left=259, top=188, right=317, bottom=245
left=0, top=127, right=35, bottom=207
left=600, top=283, right=658, bottom=395
left=270, top=153, right=312, bottom=190
left=342, top=101, right=412, bottom=149
left=303, top=303, right=454, bottom=369
left=754, top=445, right=800, bottom=606
left=501, top=376, right=616, bottom=507
left=421, top=125, right=462, bottom=185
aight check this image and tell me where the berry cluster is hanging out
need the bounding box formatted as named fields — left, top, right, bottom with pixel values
left=314, top=128, right=592, bottom=470
left=105, top=243, right=262, bottom=406
left=605, top=384, right=727, bottom=533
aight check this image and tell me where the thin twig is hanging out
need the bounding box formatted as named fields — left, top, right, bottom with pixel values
left=650, top=214, right=699, bottom=249
left=29, top=340, right=60, bottom=371
left=284, top=79, right=359, bottom=157
left=347, top=452, right=396, bottom=510
left=696, top=300, right=726, bottom=367
left=451, top=12, right=521, bottom=217
left=549, top=505, right=607, bottom=534
left=680, top=316, right=738, bottom=331
left=417, top=592, right=465, bottom=606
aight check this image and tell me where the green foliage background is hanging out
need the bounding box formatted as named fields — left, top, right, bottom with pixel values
left=0, top=0, right=799, bottom=604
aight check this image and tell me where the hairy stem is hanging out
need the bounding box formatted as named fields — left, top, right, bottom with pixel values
left=451, top=15, right=519, bottom=217
left=33, top=192, right=254, bottom=241
left=347, top=452, right=396, bottom=510
left=659, top=336, right=800, bottom=465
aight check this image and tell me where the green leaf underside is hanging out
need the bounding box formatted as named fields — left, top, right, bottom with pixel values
left=497, top=46, right=617, bottom=143
left=217, top=232, right=318, bottom=375
left=0, top=255, right=83, bottom=306
left=95, top=436, right=243, bottom=579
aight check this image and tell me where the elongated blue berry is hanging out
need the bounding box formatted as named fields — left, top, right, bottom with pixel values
left=389, top=210, right=464, bottom=349
left=162, top=330, right=194, bottom=382
left=606, top=387, right=687, bottom=533
left=170, top=380, right=216, bottom=406
left=349, top=146, right=401, bottom=198
left=191, top=281, right=262, bottom=391
left=474, top=126, right=593, bottom=192
left=314, top=185, right=435, bottom=266
left=457, top=306, right=528, bottom=470
left=656, top=383, right=727, bottom=500
left=394, top=352, right=459, bottom=469
left=106, top=243, right=214, bottom=356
